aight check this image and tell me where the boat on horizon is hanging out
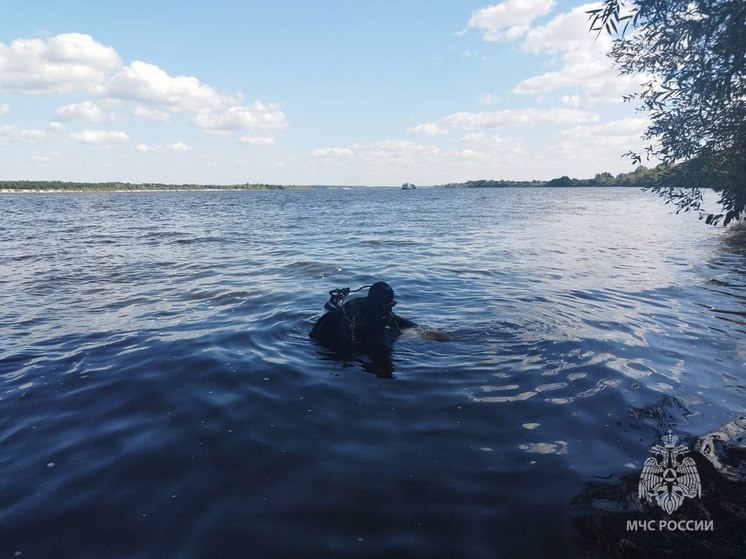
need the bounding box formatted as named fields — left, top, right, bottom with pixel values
left=401, top=182, right=416, bottom=190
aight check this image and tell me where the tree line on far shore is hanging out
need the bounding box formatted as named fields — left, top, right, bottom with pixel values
left=440, top=165, right=659, bottom=189
left=1, top=167, right=662, bottom=192
left=0, top=181, right=293, bottom=191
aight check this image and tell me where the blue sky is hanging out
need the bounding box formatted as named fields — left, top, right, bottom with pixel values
left=1, top=0, right=648, bottom=185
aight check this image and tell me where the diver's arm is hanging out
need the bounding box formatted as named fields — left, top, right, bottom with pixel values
left=391, top=313, right=417, bottom=329
left=392, top=313, right=449, bottom=340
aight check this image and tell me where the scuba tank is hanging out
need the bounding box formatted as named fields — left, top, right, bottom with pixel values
left=323, top=285, right=371, bottom=312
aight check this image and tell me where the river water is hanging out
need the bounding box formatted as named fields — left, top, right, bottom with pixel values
left=1, top=187, right=744, bottom=557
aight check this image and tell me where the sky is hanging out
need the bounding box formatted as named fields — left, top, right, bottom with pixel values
left=0, top=0, right=650, bottom=185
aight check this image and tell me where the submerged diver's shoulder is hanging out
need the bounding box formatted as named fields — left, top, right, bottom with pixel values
left=310, top=309, right=342, bottom=339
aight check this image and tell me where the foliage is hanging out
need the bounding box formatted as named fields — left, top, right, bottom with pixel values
left=441, top=179, right=545, bottom=188
left=588, top=0, right=746, bottom=225
left=439, top=166, right=661, bottom=189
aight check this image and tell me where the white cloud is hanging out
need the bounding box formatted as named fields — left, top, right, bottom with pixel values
left=560, top=94, right=582, bottom=108
left=106, top=61, right=287, bottom=138
left=353, top=140, right=441, bottom=167
left=305, top=138, right=543, bottom=184
left=311, top=147, right=354, bottom=158
left=0, top=103, right=8, bottom=116
left=310, top=141, right=442, bottom=168
left=68, top=129, right=129, bottom=145
left=201, top=129, right=232, bottom=138
left=136, top=142, right=193, bottom=153
left=0, top=33, right=121, bottom=95
left=522, top=3, right=598, bottom=54
left=193, top=102, right=287, bottom=133
left=553, top=117, right=648, bottom=161
left=32, top=152, right=61, bottom=168
left=0, top=33, right=289, bottom=148
left=459, top=132, right=526, bottom=153
left=0, top=125, right=46, bottom=144
left=444, top=108, right=597, bottom=129
left=131, top=105, right=170, bottom=122
left=513, top=3, right=644, bottom=103
left=479, top=94, right=501, bottom=105
left=106, top=61, right=227, bottom=112
left=55, top=101, right=107, bottom=122
left=468, top=0, right=556, bottom=41
left=239, top=135, right=276, bottom=145
left=21, top=129, right=46, bottom=142
left=446, top=148, right=488, bottom=160
left=406, top=122, right=449, bottom=136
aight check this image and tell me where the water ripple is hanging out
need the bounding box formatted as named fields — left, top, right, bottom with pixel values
left=0, top=188, right=744, bottom=557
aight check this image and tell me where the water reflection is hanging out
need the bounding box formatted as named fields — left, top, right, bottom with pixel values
left=720, top=223, right=746, bottom=256
left=313, top=345, right=397, bottom=379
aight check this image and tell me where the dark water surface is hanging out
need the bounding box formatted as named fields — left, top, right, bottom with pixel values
left=1, top=188, right=744, bottom=558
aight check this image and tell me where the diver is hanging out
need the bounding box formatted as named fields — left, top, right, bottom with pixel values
left=309, top=281, right=416, bottom=351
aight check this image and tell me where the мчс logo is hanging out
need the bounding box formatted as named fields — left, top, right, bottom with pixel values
left=638, top=432, right=701, bottom=514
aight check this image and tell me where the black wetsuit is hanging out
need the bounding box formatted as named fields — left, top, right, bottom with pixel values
left=310, top=295, right=416, bottom=351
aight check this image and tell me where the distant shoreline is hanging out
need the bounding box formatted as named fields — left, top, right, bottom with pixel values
left=0, top=188, right=296, bottom=193
left=0, top=185, right=648, bottom=193
left=0, top=168, right=662, bottom=192
left=0, top=182, right=303, bottom=193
